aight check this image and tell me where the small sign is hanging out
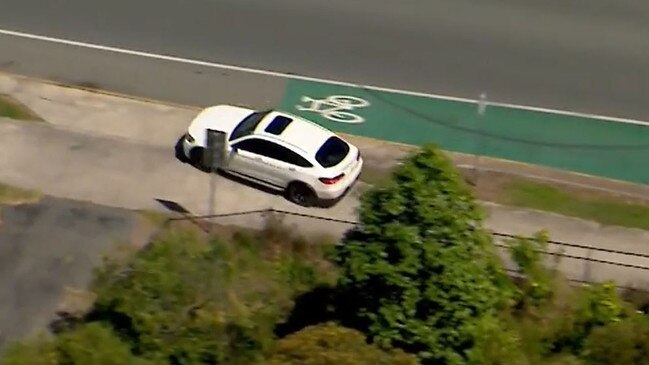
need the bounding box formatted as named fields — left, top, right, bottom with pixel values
left=204, top=129, right=227, bottom=170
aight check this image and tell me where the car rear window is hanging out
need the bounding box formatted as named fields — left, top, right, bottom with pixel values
left=315, top=136, right=350, bottom=168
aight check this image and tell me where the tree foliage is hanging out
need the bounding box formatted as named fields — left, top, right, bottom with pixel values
left=508, top=232, right=557, bottom=310
left=267, top=322, right=419, bottom=365
left=0, top=323, right=149, bottom=365
left=466, top=315, right=528, bottom=365
left=89, top=228, right=313, bottom=365
left=331, top=144, right=511, bottom=364
left=582, top=313, right=649, bottom=365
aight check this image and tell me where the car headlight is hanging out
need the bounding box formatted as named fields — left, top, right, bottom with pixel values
left=185, top=133, right=195, bottom=143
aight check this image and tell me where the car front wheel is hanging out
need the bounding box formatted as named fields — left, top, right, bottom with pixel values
left=286, top=182, right=317, bottom=207
left=189, top=147, right=210, bottom=172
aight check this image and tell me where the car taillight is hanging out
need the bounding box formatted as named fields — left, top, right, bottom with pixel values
left=319, top=173, right=345, bottom=185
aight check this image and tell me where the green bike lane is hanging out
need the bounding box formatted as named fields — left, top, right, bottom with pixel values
left=279, top=80, right=649, bottom=185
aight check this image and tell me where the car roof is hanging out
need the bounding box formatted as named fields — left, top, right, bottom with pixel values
left=254, top=111, right=336, bottom=155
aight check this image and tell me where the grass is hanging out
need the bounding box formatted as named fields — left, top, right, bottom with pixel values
left=0, top=183, right=42, bottom=205
left=137, top=209, right=172, bottom=227
left=358, top=164, right=649, bottom=231
left=501, top=179, right=649, bottom=230
left=0, top=95, right=43, bottom=121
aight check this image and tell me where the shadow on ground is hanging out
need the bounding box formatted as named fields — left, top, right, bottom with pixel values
left=0, top=197, right=137, bottom=350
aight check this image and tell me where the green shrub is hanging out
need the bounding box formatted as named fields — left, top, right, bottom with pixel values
left=1, top=323, right=149, bottom=365
left=1, top=335, right=58, bottom=365
left=548, top=281, right=626, bottom=354
left=267, top=322, right=419, bottom=365
left=582, top=313, right=649, bottom=365
left=543, top=354, right=585, bottom=365
left=89, top=228, right=303, bottom=365
left=467, top=316, right=528, bottom=365
left=331, top=144, right=511, bottom=364
left=508, top=232, right=557, bottom=311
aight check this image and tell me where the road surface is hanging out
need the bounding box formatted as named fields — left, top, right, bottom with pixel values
left=0, top=0, right=648, bottom=120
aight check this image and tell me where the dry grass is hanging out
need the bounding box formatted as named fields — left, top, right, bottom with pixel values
left=0, top=183, right=42, bottom=206
left=0, top=95, right=43, bottom=121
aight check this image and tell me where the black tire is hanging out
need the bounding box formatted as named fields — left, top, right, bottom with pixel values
left=286, top=182, right=317, bottom=207
left=189, top=147, right=209, bottom=172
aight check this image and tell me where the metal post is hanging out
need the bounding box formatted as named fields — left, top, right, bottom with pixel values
left=472, top=93, right=488, bottom=186
left=204, top=130, right=227, bottom=228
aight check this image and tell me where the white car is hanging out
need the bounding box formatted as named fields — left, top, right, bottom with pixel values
left=181, top=105, right=363, bottom=206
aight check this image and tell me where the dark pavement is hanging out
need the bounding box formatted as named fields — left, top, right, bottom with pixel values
left=0, top=0, right=648, bottom=119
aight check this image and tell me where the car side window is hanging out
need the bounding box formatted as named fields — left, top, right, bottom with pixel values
left=234, top=139, right=312, bottom=168
left=233, top=138, right=267, bottom=155
left=273, top=145, right=313, bottom=168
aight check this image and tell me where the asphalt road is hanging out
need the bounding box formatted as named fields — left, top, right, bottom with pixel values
left=0, top=0, right=648, bottom=120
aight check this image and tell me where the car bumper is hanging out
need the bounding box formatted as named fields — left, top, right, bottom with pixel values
left=316, top=157, right=363, bottom=200
left=181, top=134, right=196, bottom=158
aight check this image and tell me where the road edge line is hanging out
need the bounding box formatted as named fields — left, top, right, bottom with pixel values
left=1, top=27, right=648, bottom=127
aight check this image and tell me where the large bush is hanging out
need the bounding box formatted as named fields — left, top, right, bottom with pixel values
left=267, top=322, right=419, bottom=365
left=505, top=233, right=634, bottom=363
left=89, top=228, right=318, bottom=365
left=331, top=144, right=512, bottom=364
left=582, top=313, right=649, bottom=365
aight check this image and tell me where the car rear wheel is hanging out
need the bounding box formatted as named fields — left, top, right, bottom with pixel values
left=286, top=182, right=317, bottom=207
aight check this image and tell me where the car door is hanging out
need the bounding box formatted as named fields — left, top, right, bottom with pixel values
left=260, top=143, right=314, bottom=188
left=228, top=138, right=276, bottom=186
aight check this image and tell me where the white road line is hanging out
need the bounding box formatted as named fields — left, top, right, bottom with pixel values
left=1, top=27, right=648, bottom=127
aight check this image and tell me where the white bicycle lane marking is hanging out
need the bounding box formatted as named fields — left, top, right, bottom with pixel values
left=295, top=95, right=370, bottom=124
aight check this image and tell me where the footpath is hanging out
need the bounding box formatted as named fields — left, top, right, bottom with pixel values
left=0, top=73, right=648, bottom=290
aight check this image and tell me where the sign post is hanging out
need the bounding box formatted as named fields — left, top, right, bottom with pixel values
left=472, top=93, right=488, bottom=186
left=204, top=129, right=227, bottom=224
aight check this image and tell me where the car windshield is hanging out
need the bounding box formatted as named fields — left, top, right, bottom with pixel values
left=315, top=136, right=350, bottom=168
left=229, top=111, right=268, bottom=140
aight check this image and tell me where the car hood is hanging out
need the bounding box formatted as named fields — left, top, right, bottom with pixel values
left=188, top=105, right=254, bottom=146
